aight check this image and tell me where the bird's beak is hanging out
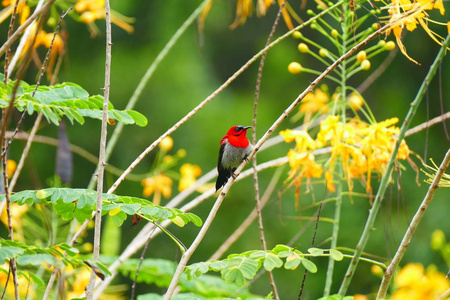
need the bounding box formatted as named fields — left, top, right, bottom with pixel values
left=244, top=126, right=253, bottom=130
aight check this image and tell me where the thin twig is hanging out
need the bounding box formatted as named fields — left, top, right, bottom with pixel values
left=376, top=146, right=450, bottom=298
left=1, top=123, right=19, bottom=300
left=3, top=0, right=21, bottom=81
left=85, top=0, right=112, bottom=298
left=130, top=226, right=157, bottom=300
left=209, top=166, right=284, bottom=261
left=251, top=1, right=286, bottom=299
left=298, top=201, right=324, bottom=299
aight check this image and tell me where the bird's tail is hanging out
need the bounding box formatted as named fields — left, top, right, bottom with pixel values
left=215, top=169, right=232, bottom=191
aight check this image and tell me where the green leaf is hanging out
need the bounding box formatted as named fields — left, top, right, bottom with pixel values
left=263, top=253, right=283, bottom=271
left=308, top=247, right=324, bottom=257
left=284, top=253, right=302, bottom=270
left=17, top=254, right=58, bottom=266
left=330, top=249, right=344, bottom=261
left=120, top=203, right=141, bottom=215
left=0, top=247, right=24, bottom=263
left=301, top=259, right=317, bottom=273
left=272, top=244, right=291, bottom=254
left=112, top=211, right=128, bottom=226
left=221, top=256, right=259, bottom=286
left=28, top=272, right=45, bottom=287
left=127, top=110, right=148, bottom=127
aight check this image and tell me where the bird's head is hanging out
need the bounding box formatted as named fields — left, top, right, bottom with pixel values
left=223, top=125, right=252, bottom=147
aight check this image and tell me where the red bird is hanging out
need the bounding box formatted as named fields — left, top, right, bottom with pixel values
left=216, top=125, right=253, bottom=191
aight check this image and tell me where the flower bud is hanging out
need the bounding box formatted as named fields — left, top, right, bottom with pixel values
left=293, top=31, right=302, bottom=39
left=319, top=48, right=328, bottom=58
left=298, top=43, right=309, bottom=53
left=385, top=41, right=396, bottom=51
left=331, top=29, right=339, bottom=38
left=431, top=229, right=446, bottom=250
left=377, top=40, right=386, bottom=48
left=288, top=62, right=302, bottom=74
left=356, top=51, right=366, bottom=62
left=159, top=136, right=173, bottom=152
left=361, top=59, right=371, bottom=70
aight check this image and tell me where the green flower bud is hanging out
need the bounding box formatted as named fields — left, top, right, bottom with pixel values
left=431, top=229, right=446, bottom=251
left=331, top=29, right=339, bottom=38
left=361, top=59, right=371, bottom=70
left=319, top=48, right=328, bottom=58
left=385, top=41, right=396, bottom=51
left=293, top=31, right=302, bottom=39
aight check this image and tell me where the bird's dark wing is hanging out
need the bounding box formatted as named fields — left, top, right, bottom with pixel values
left=216, top=143, right=231, bottom=191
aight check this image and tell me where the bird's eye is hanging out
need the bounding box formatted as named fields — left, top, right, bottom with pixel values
left=235, top=126, right=244, bottom=131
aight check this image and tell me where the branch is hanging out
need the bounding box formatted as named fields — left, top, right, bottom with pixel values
left=85, top=0, right=112, bottom=298
left=377, top=147, right=450, bottom=298
left=338, top=31, right=450, bottom=296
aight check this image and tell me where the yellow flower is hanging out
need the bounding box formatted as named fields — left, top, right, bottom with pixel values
left=392, top=263, right=450, bottom=300
left=1, top=203, right=28, bottom=230
left=0, top=263, right=34, bottom=298
left=348, top=92, right=364, bottom=111
left=0, top=0, right=30, bottom=25
left=159, top=136, right=174, bottom=152
left=75, top=0, right=134, bottom=34
left=67, top=269, right=91, bottom=298
left=280, top=129, right=316, bottom=152
left=385, top=0, right=447, bottom=64
left=300, top=89, right=329, bottom=114
left=178, top=163, right=202, bottom=191
left=6, top=159, right=16, bottom=178
left=142, top=173, right=173, bottom=205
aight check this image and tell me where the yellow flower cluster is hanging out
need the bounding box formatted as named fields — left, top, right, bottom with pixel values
left=281, top=115, right=411, bottom=197
left=0, top=263, right=34, bottom=298
left=75, top=0, right=134, bottom=34
left=384, top=0, right=447, bottom=64
left=392, top=263, right=450, bottom=300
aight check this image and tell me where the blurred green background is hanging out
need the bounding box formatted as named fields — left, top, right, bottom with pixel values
left=5, top=0, right=450, bottom=298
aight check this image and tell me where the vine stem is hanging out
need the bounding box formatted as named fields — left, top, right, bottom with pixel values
left=375, top=33, right=450, bottom=299
left=163, top=6, right=399, bottom=298
left=85, top=0, right=112, bottom=298
left=338, top=31, right=450, bottom=297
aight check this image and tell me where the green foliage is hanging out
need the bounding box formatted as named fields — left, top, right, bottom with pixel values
left=185, top=245, right=344, bottom=286
left=0, top=74, right=147, bottom=126
left=110, top=257, right=265, bottom=299
left=1, top=188, right=202, bottom=227
left=0, top=240, right=79, bottom=269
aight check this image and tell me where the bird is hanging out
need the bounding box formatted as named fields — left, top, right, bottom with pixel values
left=215, top=125, right=253, bottom=191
